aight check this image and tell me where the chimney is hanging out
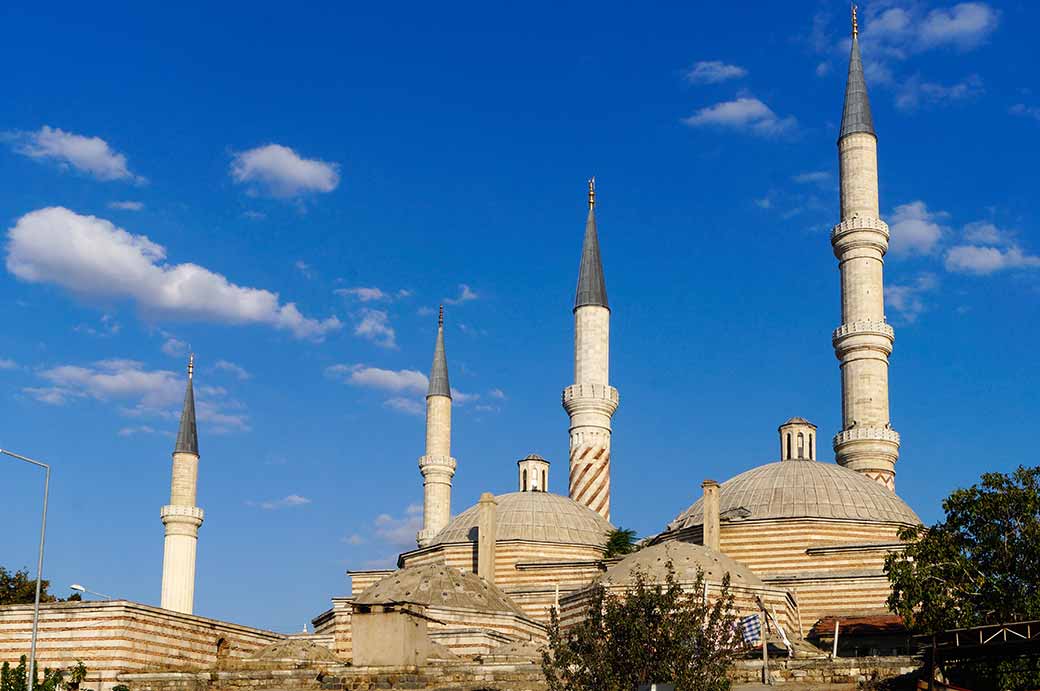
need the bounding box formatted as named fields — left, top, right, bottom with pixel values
left=477, top=492, right=498, bottom=584
left=701, top=479, right=721, bottom=552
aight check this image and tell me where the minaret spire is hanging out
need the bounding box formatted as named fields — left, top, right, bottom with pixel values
left=417, top=307, right=456, bottom=546
left=574, top=178, right=608, bottom=311
left=564, top=179, right=619, bottom=521
left=832, top=20, right=900, bottom=490
left=161, top=353, right=204, bottom=613
left=840, top=5, right=875, bottom=140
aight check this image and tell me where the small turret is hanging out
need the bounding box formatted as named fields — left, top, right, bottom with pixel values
left=778, top=417, right=817, bottom=461
left=517, top=454, right=550, bottom=492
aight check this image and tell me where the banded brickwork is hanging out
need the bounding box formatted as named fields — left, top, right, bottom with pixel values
left=310, top=597, right=353, bottom=659
left=0, top=601, right=283, bottom=691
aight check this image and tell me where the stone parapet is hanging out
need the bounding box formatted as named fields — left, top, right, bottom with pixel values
left=833, top=426, right=901, bottom=447
left=831, top=216, right=890, bottom=256
left=561, top=384, right=618, bottom=417
left=832, top=319, right=895, bottom=358
left=418, top=455, right=457, bottom=475
left=160, top=504, right=204, bottom=527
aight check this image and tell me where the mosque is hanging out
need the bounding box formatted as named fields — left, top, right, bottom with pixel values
left=155, top=10, right=919, bottom=666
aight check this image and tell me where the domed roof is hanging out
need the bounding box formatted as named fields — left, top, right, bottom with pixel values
left=601, top=541, right=763, bottom=589
left=667, top=460, right=920, bottom=532
left=430, top=491, right=614, bottom=548
left=354, top=563, right=523, bottom=615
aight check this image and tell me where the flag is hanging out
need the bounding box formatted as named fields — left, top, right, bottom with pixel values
left=739, top=614, right=761, bottom=645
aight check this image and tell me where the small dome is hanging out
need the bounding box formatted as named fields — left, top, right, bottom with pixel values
left=354, top=563, right=523, bottom=615
left=780, top=417, right=815, bottom=428
left=667, top=460, right=920, bottom=532
left=430, top=491, right=614, bottom=547
left=601, top=541, right=763, bottom=588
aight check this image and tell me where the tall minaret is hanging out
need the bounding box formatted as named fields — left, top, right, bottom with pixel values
left=417, top=306, right=456, bottom=547
left=831, top=6, right=900, bottom=491
left=160, top=354, right=205, bottom=613
left=563, top=178, right=619, bottom=520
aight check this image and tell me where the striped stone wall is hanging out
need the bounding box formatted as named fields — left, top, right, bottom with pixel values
left=310, top=597, right=352, bottom=659
left=0, top=601, right=283, bottom=691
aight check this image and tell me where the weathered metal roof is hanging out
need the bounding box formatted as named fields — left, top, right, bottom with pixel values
left=601, top=540, right=763, bottom=589
left=173, top=371, right=198, bottom=456
left=430, top=491, right=614, bottom=547
left=839, top=33, right=876, bottom=140
left=667, top=460, right=920, bottom=531
left=427, top=318, right=451, bottom=399
left=574, top=207, right=609, bottom=311
left=354, top=563, right=523, bottom=615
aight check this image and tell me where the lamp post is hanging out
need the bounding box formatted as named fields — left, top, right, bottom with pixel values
left=0, top=448, right=50, bottom=691
left=69, top=584, right=112, bottom=601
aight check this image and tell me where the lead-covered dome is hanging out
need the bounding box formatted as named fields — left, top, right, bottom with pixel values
left=430, top=491, right=614, bottom=548
left=601, top=540, right=763, bottom=589
left=667, top=460, right=920, bottom=532
left=354, top=563, right=523, bottom=615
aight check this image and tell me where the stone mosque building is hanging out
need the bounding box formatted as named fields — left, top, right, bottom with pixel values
left=0, top=11, right=928, bottom=682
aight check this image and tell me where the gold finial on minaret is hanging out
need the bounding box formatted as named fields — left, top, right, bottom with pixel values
left=438, top=304, right=444, bottom=328
left=852, top=4, right=859, bottom=36
left=588, top=177, right=596, bottom=210
left=187, top=353, right=194, bottom=380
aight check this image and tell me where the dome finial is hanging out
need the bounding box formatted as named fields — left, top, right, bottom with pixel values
left=588, top=177, right=596, bottom=210
left=851, top=3, right=858, bottom=37
left=187, top=352, right=194, bottom=380
left=438, top=304, right=444, bottom=328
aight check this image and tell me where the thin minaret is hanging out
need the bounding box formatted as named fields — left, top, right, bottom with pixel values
left=831, top=5, right=900, bottom=490
left=160, top=354, right=205, bottom=613
left=563, top=178, right=619, bottom=520
left=417, top=306, right=456, bottom=547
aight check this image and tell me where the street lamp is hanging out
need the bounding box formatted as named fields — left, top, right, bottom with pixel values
left=69, top=584, right=112, bottom=600
left=0, top=448, right=50, bottom=691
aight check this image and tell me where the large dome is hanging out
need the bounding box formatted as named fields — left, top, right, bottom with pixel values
left=354, top=563, right=523, bottom=615
left=601, top=540, right=763, bottom=589
left=667, top=459, right=920, bottom=532
left=430, top=491, right=615, bottom=548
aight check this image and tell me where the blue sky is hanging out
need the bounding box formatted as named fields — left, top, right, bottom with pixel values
left=1, top=1, right=1038, bottom=633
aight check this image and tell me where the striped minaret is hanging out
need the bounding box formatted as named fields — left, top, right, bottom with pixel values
left=563, top=178, right=619, bottom=520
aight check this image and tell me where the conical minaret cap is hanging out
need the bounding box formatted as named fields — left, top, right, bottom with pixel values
left=174, top=354, right=199, bottom=456
left=427, top=306, right=451, bottom=399
left=574, top=178, right=609, bottom=311
left=839, top=10, right=876, bottom=140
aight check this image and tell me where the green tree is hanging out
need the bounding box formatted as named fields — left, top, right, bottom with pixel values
left=0, top=567, right=81, bottom=605
left=1, top=656, right=88, bottom=691
left=885, top=465, right=1040, bottom=633
left=602, top=528, right=638, bottom=559
left=542, top=562, right=744, bottom=691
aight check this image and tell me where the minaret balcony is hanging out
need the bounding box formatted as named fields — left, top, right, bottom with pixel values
left=832, top=320, right=895, bottom=358
left=562, top=383, right=619, bottom=417
left=160, top=504, right=204, bottom=529
left=833, top=426, right=901, bottom=448
left=831, top=216, right=890, bottom=256
left=418, top=454, right=457, bottom=475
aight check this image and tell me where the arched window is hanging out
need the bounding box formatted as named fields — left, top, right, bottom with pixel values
left=542, top=470, right=547, bottom=492
left=786, top=433, right=792, bottom=460
left=809, top=433, right=814, bottom=460
left=522, top=469, right=528, bottom=491
left=797, top=432, right=805, bottom=459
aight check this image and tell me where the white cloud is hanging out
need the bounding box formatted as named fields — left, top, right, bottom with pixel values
left=792, top=171, right=831, bottom=186
left=161, top=337, right=187, bottom=357
left=918, top=3, right=1000, bottom=50
left=10, top=126, right=144, bottom=183
left=489, top=388, right=506, bottom=400
left=450, top=388, right=479, bottom=405
left=25, top=358, right=249, bottom=432
left=885, top=273, right=938, bottom=323
left=962, top=221, right=1004, bottom=245
left=684, top=61, right=747, bottom=84
left=753, top=196, right=772, bottom=210
left=326, top=364, right=428, bottom=394
left=373, top=504, right=423, bottom=547
left=108, top=201, right=144, bottom=211
left=0, top=358, right=18, bottom=370
left=443, top=284, right=478, bottom=305
left=1010, top=104, right=1040, bottom=122
left=944, top=245, right=1040, bottom=275
left=251, top=494, right=312, bottom=510
left=214, top=360, right=251, bottom=380
left=337, top=287, right=387, bottom=302
left=294, top=260, right=314, bottom=279
left=383, top=397, right=424, bottom=415
left=118, top=425, right=160, bottom=437
left=815, top=62, right=831, bottom=77
left=354, top=308, right=396, bottom=348
left=889, top=201, right=946, bottom=256
left=343, top=534, right=365, bottom=545
left=682, top=97, right=796, bottom=136
left=896, top=74, right=982, bottom=110
left=6, top=207, right=341, bottom=340
left=230, top=144, right=339, bottom=198
left=74, top=314, right=121, bottom=338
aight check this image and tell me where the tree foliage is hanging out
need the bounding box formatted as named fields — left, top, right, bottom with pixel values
left=1, top=656, right=88, bottom=691
left=0, top=567, right=80, bottom=606
left=541, top=562, right=745, bottom=691
left=885, top=465, right=1040, bottom=633
left=602, top=528, right=638, bottom=559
